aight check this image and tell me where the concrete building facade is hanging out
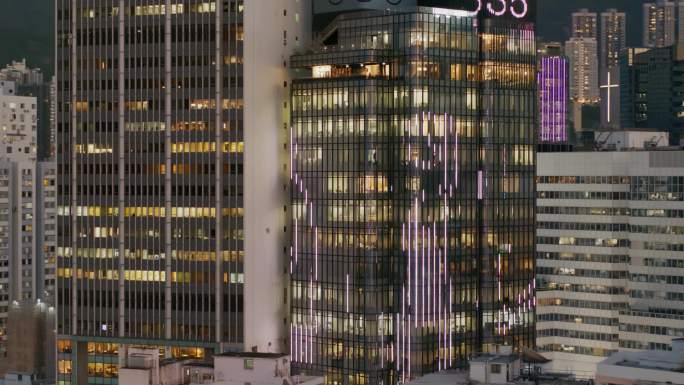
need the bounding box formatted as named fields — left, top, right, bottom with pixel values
left=0, top=77, right=56, bottom=381
left=537, top=149, right=684, bottom=378
left=55, top=1, right=311, bottom=384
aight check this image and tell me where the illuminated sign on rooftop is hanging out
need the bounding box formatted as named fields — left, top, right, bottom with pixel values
left=315, top=0, right=536, bottom=21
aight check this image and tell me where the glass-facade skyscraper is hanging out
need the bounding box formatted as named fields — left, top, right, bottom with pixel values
left=55, top=1, right=309, bottom=383
left=290, top=4, right=537, bottom=385
left=538, top=54, right=568, bottom=143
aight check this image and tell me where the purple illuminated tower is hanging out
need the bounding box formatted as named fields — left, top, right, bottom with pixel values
left=538, top=55, right=569, bottom=143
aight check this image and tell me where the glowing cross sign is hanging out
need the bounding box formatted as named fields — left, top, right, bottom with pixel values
left=600, top=71, right=619, bottom=123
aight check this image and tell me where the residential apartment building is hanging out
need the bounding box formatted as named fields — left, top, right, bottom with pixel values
left=537, top=148, right=684, bottom=378
left=0, top=89, right=38, bottom=349
left=599, top=9, right=626, bottom=74
left=565, top=38, right=599, bottom=104
left=643, top=1, right=684, bottom=48
left=0, top=59, right=44, bottom=88
left=0, top=84, right=56, bottom=369
left=55, top=1, right=310, bottom=384
left=291, top=3, right=537, bottom=384
left=571, top=9, right=597, bottom=39
left=0, top=59, right=55, bottom=160
left=598, top=9, right=625, bottom=129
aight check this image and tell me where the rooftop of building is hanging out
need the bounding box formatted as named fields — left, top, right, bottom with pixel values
left=306, top=5, right=481, bottom=55
left=154, top=358, right=214, bottom=368
left=407, top=369, right=591, bottom=385
left=215, top=351, right=289, bottom=359
left=598, top=339, right=684, bottom=374
left=470, top=353, right=520, bottom=364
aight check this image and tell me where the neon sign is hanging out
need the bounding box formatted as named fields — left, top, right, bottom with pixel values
left=322, top=0, right=531, bottom=19
left=422, top=0, right=530, bottom=18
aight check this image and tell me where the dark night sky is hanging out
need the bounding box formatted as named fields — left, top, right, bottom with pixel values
left=0, top=1, right=649, bottom=76
left=0, top=0, right=53, bottom=76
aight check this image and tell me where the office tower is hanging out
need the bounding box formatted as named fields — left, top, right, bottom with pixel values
left=565, top=38, right=599, bottom=104
left=572, top=9, right=597, bottom=38
left=291, top=3, right=537, bottom=384
left=643, top=0, right=684, bottom=48
left=538, top=43, right=569, bottom=143
left=537, top=147, right=684, bottom=378
left=620, top=44, right=684, bottom=144
left=55, top=1, right=310, bottom=384
left=619, top=48, right=651, bottom=130
left=599, top=9, right=626, bottom=73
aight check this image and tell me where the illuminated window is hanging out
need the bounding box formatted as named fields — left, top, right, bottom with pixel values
left=450, top=64, right=464, bottom=80
left=312, top=65, right=332, bottom=78
left=124, top=101, right=149, bottom=111
left=74, top=101, right=88, bottom=112
left=58, top=360, right=72, bottom=374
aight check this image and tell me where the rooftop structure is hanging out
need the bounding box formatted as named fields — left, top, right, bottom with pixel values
left=596, top=339, right=684, bottom=385
left=594, top=130, right=670, bottom=151
left=118, top=348, right=324, bottom=385
left=0, top=60, right=43, bottom=88
left=405, top=346, right=587, bottom=385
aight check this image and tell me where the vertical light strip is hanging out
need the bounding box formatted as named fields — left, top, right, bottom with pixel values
left=421, top=224, right=425, bottom=327
left=477, top=170, right=483, bottom=200
left=345, top=273, right=349, bottom=313
left=309, top=277, right=313, bottom=364
left=414, top=198, right=418, bottom=327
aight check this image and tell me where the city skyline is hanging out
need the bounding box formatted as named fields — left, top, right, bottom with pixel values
left=0, top=1, right=652, bottom=78
left=1, top=1, right=684, bottom=385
